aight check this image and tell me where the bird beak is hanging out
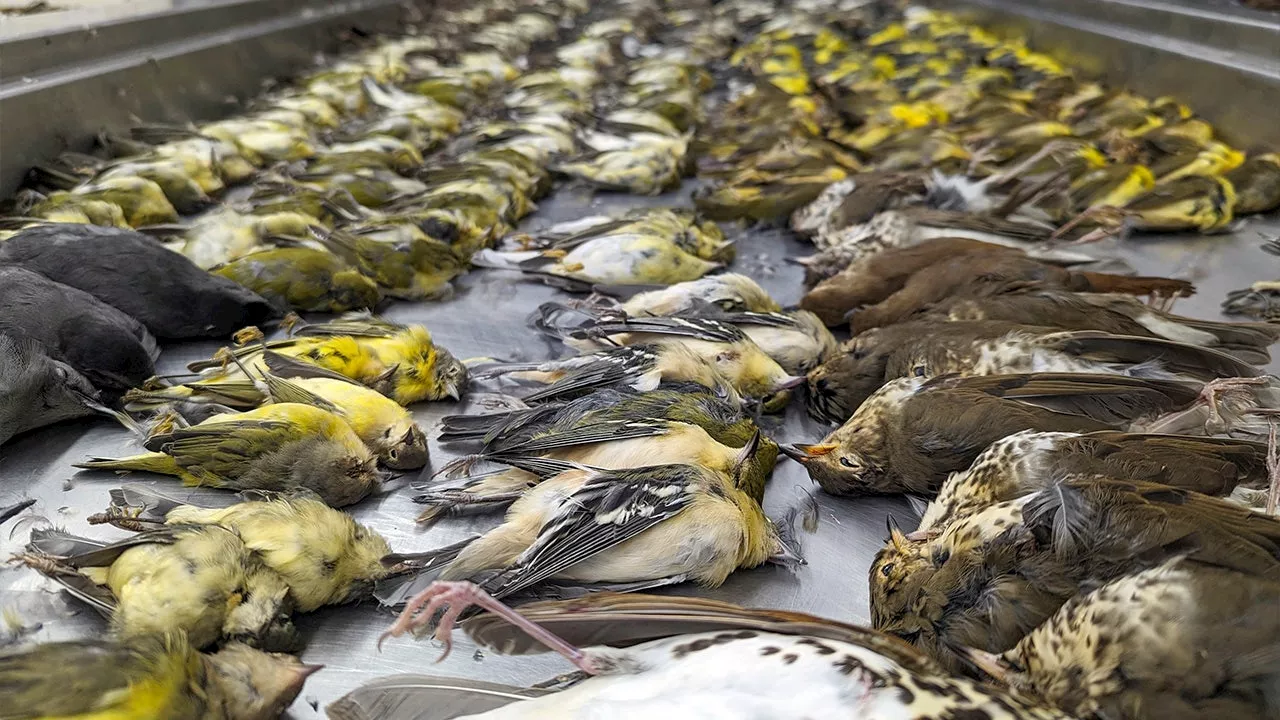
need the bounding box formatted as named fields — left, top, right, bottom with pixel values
left=370, top=364, right=400, bottom=392
left=732, top=429, right=763, bottom=474
left=904, top=529, right=938, bottom=542
left=775, top=375, right=807, bottom=391
left=961, top=647, right=1009, bottom=683
left=780, top=443, right=837, bottom=463
left=443, top=382, right=461, bottom=401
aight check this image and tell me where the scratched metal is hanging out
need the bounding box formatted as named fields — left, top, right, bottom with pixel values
left=2, top=192, right=1280, bottom=717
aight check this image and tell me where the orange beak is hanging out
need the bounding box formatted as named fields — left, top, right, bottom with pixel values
left=780, top=443, right=838, bottom=463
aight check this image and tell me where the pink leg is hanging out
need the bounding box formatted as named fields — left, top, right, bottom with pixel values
left=377, top=580, right=599, bottom=674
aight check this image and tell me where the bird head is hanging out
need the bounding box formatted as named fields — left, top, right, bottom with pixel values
left=802, top=335, right=892, bottom=424
left=381, top=423, right=430, bottom=471
left=205, top=643, right=322, bottom=720
left=780, top=439, right=890, bottom=496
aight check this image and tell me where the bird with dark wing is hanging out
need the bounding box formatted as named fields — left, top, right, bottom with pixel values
left=788, top=373, right=1205, bottom=496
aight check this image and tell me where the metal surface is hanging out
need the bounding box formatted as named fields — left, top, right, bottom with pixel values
left=0, top=0, right=417, bottom=197
left=1, top=3, right=1280, bottom=717
left=939, top=0, right=1280, bottom=150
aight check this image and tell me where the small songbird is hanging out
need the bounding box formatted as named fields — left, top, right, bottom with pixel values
left=421, top=390, right=775, bottom=523
left=804, top=319, right=1257, bottom=424
left=351, top=588, right=1070, bottom=719
left=0, top=634, right=317, bottom=720
left=0, top=265, right=159, bottom=395
left=965, top=558, right=1280, bottom=720
left=76, top=402, right=380, bottom=508
left=192, top=313, right=467, bottom=405
left=869, top=476, right=1280, bottom=672
left=127, top=354, right=430, bottom=470
left=0, top=223, right=277, bottom=340
left=844, top=250, right=1194, bottom=333
left=377, top=460, right=794, bottom=607
left=537, top=312, right=805, bottom=400
left=471, top=343, right=744, bottom=406
left=212, top=247, right=382, bottom=314
left=917, top=430, right=1272, bottom=535
left=787, top=373, right=1202, bottom=496
left=1225, top=152, right=1280, bottom=215
left=615, top=273, right=782, bottom=316
left=18, top=525, right=295, bottom=650
left=0, top=334, right=130, bottom=447
left=96, top=485, right=393, bottom=613
left=928, top=289, right=1280, bottom=364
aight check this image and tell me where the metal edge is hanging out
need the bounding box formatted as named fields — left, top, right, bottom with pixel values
left=937, top=0, right=1280, bottom=150
left=0, top=0, right=418, bottom=196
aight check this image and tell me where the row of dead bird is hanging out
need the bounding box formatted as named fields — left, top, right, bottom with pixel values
left=5, top=1, right=1280, bottom=719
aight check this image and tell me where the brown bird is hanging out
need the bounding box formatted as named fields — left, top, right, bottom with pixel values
left=928, top=289, right=1280, bottom=364
left=847, top=250, right=1195, bottom=333
left=804, top=319, right=1259, bottom=424
left=801, top=237, right=1021, bottom=325
left=917, top=430, right=1272, bottom=536
left=785, top=373, right=1202, bottom=496
left=359, top=586, right=1071, bottom=719
left=965, top=558, right=1280, bottom=720
left=869, top=476, right=1280, bottom=672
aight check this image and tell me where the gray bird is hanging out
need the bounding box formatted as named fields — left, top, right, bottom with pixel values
left=0, top=334, right=125, bottom=446
left=0, top=266, right=158, bottom=395
left=0, top=223, right=277, bottom=339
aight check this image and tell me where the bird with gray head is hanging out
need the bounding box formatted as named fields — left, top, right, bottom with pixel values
left=0, top=266, right=158, bottom=396
left=0, top=334, right=136, bottom=446
left=0, top=222, right=278, bottom=339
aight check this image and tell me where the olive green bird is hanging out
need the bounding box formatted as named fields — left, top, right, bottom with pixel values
left=125, top=354, right=429, bottom=470
left=18, top=525, right=296, bottom=650
left=97, top=485, right=394, bottom=614
left=309, top=227, right=466, bottom=301
left=0, top=633, right=316, bottom=720
left=76, top=402, right=380, bottom=507
left=212, top=247, right=381, bottom=314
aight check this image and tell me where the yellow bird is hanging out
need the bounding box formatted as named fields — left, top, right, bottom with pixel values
left=0, top=634, right=316, bottom=720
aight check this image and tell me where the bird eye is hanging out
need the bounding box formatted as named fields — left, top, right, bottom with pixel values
left=881, top=563, right=894, bottom=577
left=839, top=456, right=857, bottom=468
left=912, top=365, right=926, bottom=377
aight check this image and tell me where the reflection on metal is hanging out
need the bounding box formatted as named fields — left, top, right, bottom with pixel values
left=939, top=0, right=1280, bottom=149
left=0, top=0, right=413, bottom=196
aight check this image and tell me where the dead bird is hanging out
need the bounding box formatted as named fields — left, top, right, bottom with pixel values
left=804, top=319, right=1259, bottom=425
left=0, top=222, right=277, bottom=339
left=786, top=372, right=1204, bottom=496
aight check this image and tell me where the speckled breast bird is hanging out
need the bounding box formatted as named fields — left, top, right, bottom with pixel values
left=345, top=587, right=1071, bottom=719
left=786, top=373, right=1201, bottom=496
left=967, top=557, right=1280, bottom=720
left=804, top=319, right=1256, bottom=425
left=928, top=289, right=1280, bottom=364
left=917, top=430, right=1271, bottom=535
left=869, top=476, right=1280, bottom=672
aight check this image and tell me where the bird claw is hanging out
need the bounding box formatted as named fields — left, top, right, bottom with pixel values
left=379, top=580, right=599, bottom=675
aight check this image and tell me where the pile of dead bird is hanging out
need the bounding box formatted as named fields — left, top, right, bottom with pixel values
left=3, top=1, right=1280, bottom=719
left=687, top=5, right=1280, bottom=719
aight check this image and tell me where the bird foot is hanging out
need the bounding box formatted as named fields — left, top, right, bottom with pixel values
left=1198, top=376, right=1271, bottom=434
left=377, top=580, right=599, bottom=675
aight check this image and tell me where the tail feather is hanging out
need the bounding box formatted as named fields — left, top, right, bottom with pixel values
left=327, top=675, right=548, bottom=720
left=75, top=452, right=182, bottom=477
left=1050, top=332, right=1263, bottom=382
left=1074, top=272, right=1195, bottom=298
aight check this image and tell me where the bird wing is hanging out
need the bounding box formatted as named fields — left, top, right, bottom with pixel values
left=481, top=469, right=699, bottom=598
left=927, top=373, right=1199, bottom=425
left=295, top=310, right=404, bottom=338
left=259, top=373, right=342, bottom=414
left=489, top=419, right=670, bottom=457
left=463, top=593, right=940, bottom=674
left=327, top=675, right=552, bottom=720
left=0, top=640, right=146, bottom=717
left=1045, top=331, right=1262, bottom=381
left=262, top=350, right=365, bottom=384
left=571, top=316, right=746, bottom=344
left=521, top=348, right=657, bottom=403
left=161, top=419, right=294, bottom=480
left=1026, top=477, right=1280, bottom=578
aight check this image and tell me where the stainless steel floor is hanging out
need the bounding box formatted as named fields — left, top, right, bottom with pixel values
left=1, top=180, right=1277, bottom=716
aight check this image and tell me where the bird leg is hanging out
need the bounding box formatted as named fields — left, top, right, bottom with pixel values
left=378, top=580, right=600, bottom=675
left=1197, top=377, right=1272, bottom=435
